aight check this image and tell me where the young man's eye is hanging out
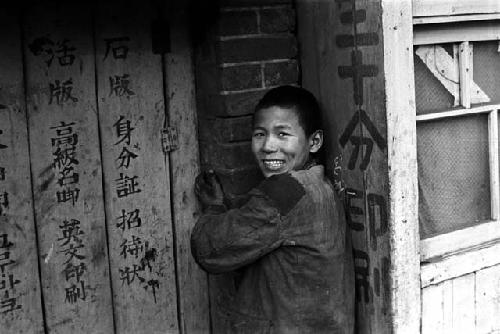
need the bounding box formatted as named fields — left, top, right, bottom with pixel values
left=253, top=132, right=265, bottom=138
left=278, top=132, right=290, bottom=137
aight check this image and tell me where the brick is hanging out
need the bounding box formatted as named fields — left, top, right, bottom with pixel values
left=218, top=36, right=297, bottom=63
left=199, top=141, right=257, bottom=170
left=207, top=90, right=268, bottom=117
left=221, top=64, right=262, bottom=91
left=219, top=10, right=258, bottom=36
left=264, top=60, right=298, bottom=87
left=198, top=116, right=253, bottom=143
left=260, top=7, right=296, bottom=34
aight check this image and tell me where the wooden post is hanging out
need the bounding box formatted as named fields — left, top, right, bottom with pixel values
left=23, top=3, right=114, bottom=332
left=164, top=2, right=211, bottom=333
left=0, top=10, right=44, bottom=334
left=94, top=1, right=179, bottom=332
left=297, top=0, right=420, bottom=332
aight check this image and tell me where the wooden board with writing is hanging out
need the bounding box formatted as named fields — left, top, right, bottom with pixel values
left=0, top=11, right=44, bottom=334
left=94, top=2, right=179, bottom=332
left=23, top=4, right=114, bottom=333
left=164, top=3, right=210, bottom=333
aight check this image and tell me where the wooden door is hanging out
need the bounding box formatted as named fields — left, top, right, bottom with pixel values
left=413, top=2, right=500, bottom=333
left=0, top=2, right=208, bottom=333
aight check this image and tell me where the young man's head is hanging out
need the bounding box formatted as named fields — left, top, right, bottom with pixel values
left=252, top=85, right=324, bottom=178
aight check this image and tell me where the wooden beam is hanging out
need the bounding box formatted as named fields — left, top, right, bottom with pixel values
left=421, top=220, right=500, bottom=261
left=413, top=21, right=500, bottom=45
left=489, top=110, right=500, bottom=220
left=416, top=104, right=500, bottom=122
left=382, top=0, right=420, bottom=332
left=459, top=41, right=471, bottom=108
left=413, top=13, right=500, bottom=25
left=413, top=0, right=500, bottom=18
left=421, top=241, right=500, bottom=287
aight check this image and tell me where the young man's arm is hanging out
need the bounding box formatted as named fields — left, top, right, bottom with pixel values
left=191, top=173, right=305, bottom=273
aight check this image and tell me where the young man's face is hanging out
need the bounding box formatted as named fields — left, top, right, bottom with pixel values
left=252, top=106, right=320, bottom=178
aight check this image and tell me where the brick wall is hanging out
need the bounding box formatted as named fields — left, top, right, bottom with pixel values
left=194, top=0, right=300, bottom=197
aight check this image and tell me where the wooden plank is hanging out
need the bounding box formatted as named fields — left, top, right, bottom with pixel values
left=421, top=220, right=500, bottom=261
left=459, top=41, right=471, bottom=108
left=416, top=103, right=500, bottom=122
left=0, top=10, right=44, bottom=334
left=476, top=264, right=500, bottom=333
left=421, top=281, right=445, bottom=334
left=94, top=2, right=179, bottom=333
left=164, top=2, right=210, bottom=333
left=381, top=0, right=420, bottom=332
left=414, top=21, right=500, bottom=45
left=413, top=13, right=500, bottom=25
left=489, top=110, right=500, bottom=220
left=450, top=273, right=476, bottom=333
left=421, top=241, right=500, bottom=287
left=23, top=4, right=114, bottom=333
left=413, top=0, right=500, bottom=17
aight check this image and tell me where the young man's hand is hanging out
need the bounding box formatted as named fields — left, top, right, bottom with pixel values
left=195, top=170, right=225, bottom=211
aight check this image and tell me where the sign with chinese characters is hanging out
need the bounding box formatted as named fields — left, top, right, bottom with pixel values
left=95, top=2, right=178, bottom=333
left=23, top=4, right=113, bottom=332
left=0, top=12, right=44, bottom=333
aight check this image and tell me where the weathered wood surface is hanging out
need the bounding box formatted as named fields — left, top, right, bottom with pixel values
left=297, top=0, right=404, bottom=332
left=381, top=0, right=420, bottom=332
left=413, top=21, right=500, bottom=45
left=423, top=264, right=500, bottom=333
left=164, top=2, right=210, bottom=333
left=413, top=0, right=500, bottom=17
left=94, top=1, right=179, bottom=332
left=0, top=11, right=44, bottom=334
left=23, top=4, right=114, bottom=333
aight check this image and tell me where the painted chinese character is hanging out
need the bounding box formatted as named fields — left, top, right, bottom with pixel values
left=49, top=79, right=78, bottom=105
left=0, top=192, right=8, bottom=216
left=29, top=37, right=76, bottom=67
left=143, top=279, right=159, bottom=303
left=116, top=146, right=138, bottom=169
left=50, top=121, right=78, bottom=147
left=57, top=168, right=79, bottom=187
left=0, top=130, right=7, bottom=150
left=119, top=264, right=145, bottom=285
left=65, top=280, right=86, bottom=304
left=113, top=116, right=134, bottom=146
left=58, top=219, right=84, bottom=246
left=0, top=251, right=14, bottom=275
left=140, top=243, right=157, bottom=272
left=52, top=146, right=79, bottom=169
left=0, top=290, right=21, bottom=314
left=120, top=235, right=143, bottom=259
left=56, top=187, right=80, bottom=205
left=109, top=74, right=135, bottom=97
left=103, top=36, right=130, bottom=60
left=116, top=209, right=142, bottom=230
left=0, top=274, right=21, bottom=291
left=0, top=167, right=6, bottom=181
left=115, top=173, right=141, bottom=198
left=59, top=243, right=85, bottom=264
left=62, top=262, right=86, bottom=282
left=0, top=234, right=13, bottom=249
left=55, top=39, right=76, bottom=66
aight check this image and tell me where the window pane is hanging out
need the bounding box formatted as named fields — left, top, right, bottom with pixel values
left=472, top=41, right=500, bottom=105
left=418, top=114, right=490, bottom=239
left=414, top=44, right=455, bottom=115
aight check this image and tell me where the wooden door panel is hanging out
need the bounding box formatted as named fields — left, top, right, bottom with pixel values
left=23, top=4, right=114, bottom=333
left=94, top=2, right=179, bottom=332
left=0, top=11, right=44, bottom=334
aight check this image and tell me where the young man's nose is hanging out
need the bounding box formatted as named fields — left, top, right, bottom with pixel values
left=262, top=135, right=278, bottom=152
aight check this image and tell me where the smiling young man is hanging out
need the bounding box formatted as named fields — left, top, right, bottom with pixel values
left=191, top=86, right=354, bottom=333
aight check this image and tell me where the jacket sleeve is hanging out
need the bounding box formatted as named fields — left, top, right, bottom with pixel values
left=190, top=173, right=305, bottom=274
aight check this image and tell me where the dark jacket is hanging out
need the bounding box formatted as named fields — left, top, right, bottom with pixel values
left=191, top=166, right=354, bottom=333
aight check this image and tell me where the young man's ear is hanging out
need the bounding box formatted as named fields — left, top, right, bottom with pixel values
left=308, top=130, right=323, bottom=153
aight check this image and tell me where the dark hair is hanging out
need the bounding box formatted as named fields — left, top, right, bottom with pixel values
left=253, top=85, right=323, bottom=136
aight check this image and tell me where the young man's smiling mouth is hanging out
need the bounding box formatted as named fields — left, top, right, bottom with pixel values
left=262, top=159, right=285, bottom=170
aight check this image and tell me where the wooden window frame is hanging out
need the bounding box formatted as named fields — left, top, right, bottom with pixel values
left=414, top=32, right=500, bottom=287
